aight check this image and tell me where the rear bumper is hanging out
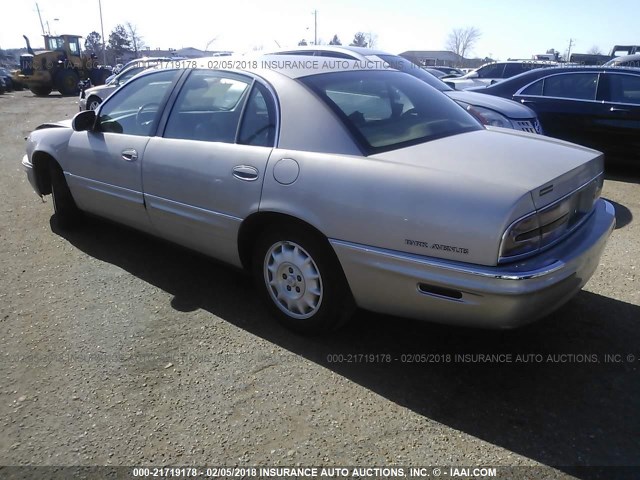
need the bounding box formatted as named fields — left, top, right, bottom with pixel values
left=331, top=199, right=615, bottom=328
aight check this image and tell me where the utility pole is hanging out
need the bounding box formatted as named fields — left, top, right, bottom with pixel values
left=312, top=10, right=317, bottom=45
left=567, top=38, right=574, bottom=62
left=98, top=0, right=107, bottom=65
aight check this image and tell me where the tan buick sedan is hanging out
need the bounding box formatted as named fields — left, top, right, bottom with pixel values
left=22, top=57, right=615, bottom=334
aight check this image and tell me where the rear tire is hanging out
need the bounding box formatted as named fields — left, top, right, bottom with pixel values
left=30, top=85, right=52, bottom=96
left=252, top=225, right=355, bottom=334
left=49, top=162, right=81, bottom=229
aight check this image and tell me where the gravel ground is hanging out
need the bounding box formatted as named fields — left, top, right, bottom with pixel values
left=0, top=90, right=639, bottom=479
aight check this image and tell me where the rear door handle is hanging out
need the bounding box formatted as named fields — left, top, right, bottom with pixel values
left=121, top=149, right=138, bottom=161
left=232, top=165, right=258, bottom=181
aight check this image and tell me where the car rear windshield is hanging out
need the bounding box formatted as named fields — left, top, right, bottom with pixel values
left=300, top=70, right=482, bottom=154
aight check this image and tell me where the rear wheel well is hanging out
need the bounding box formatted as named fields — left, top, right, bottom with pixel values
left=31, top=151, right=57, bottom=195
left=238, top=213, right=333, bottom=271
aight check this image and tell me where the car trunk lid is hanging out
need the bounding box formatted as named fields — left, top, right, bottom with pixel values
left=370, top=128, right=604, bottom=210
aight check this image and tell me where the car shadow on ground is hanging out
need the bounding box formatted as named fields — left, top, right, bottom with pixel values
left=605, top=158, right=640, bottom=185
left=605, top=199, right=633, bottom=230
left=52, top=216, right=640, bottom=479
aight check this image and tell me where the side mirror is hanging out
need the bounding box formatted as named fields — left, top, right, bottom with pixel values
left=445, top=81, right=456, bottom=89
left=72, top=109, right=96, bottom=132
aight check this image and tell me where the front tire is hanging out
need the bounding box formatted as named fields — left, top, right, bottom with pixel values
left=86, top=96, right=102, bottom=110
left=49, top=162, right=81, bottom=229
left=252, top=226, right=355, bottom=334
left=55, top=70, right=79, bottom=96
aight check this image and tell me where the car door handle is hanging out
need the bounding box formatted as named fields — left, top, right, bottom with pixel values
left=519, top=98, right=536, bottom=104
left=121, top=149, right=138, bottom=161
left=232, top=165, right=259, bottom=181
left=610, top=107, right=630, bottom=113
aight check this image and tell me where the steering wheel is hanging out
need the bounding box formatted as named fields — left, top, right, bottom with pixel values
left=136, top=102, right=161, bottom=128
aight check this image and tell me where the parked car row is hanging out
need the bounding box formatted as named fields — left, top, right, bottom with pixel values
left=470, top=66, right=640, bottom=159
left=444, top=60, right=558, bottom=90
left=23, top=55, right=615, bottom=334
left=1, top=67, right=24, bottom=93
left=426, top=65, right=465, bottom=78
left=81, top=64, right=154, bottom=110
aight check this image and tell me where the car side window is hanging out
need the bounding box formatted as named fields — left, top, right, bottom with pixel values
left=520, top=79, right=544, bottom=96
left=97, top=69, right=178, bottom=136
left=238, top=83, right=277, bottom=147
left=503, top=63, right=526, bottom=77
left=118, top=66, right=145, bottom=84
left=164, top=70, right=251, bottom=143
left=606, top=74, right=640, bottom=104
left=477, top=63, right=505, bottom=78
left=542, top=73, right=599, bottom=100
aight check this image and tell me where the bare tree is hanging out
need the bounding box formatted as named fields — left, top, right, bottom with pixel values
left=348, top=32, right=377, bottom=48
left=366, top=32, right=378, bottom=49
left=445, top=26, right=482, bottom=62
left=125, top=22, right=145, bottom=57
left=587, top=45, right=603, bottom=55
left=350, top=32, right=368, bottom=47
left=204, top=36, right=218, bottom=52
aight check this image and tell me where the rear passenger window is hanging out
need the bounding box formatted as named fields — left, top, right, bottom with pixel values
left=164, top=70, right=251, bottom=143
left=521, top=79, right=543, bottom=96
left=238, top=83, right=277, bottom=147
left=542, top=73, right=598, bottom=100
left=607, top=74, right=640, bottom=104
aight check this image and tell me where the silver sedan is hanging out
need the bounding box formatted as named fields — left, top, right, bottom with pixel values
left=22, top=57, right=615, bottom=334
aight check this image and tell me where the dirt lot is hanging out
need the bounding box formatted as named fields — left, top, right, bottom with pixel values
left=1, top=90, right=639, bottom=479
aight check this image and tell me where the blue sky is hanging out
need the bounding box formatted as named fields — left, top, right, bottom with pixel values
left=1, top=0, right=638, bottom=60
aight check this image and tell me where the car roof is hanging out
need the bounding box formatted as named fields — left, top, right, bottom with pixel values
left=496, top=59, right=558, bottom=64
left=506, top=65, right=640, bottom=76
left=266, top=45, right=391, bottom=59
left=605, top=53, right=640, bottom=65
left=477, top=65, right=640, bottom=92
left=146, top=54, right=391, bottom=80
left=120, top=56, right=184, bottom=69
